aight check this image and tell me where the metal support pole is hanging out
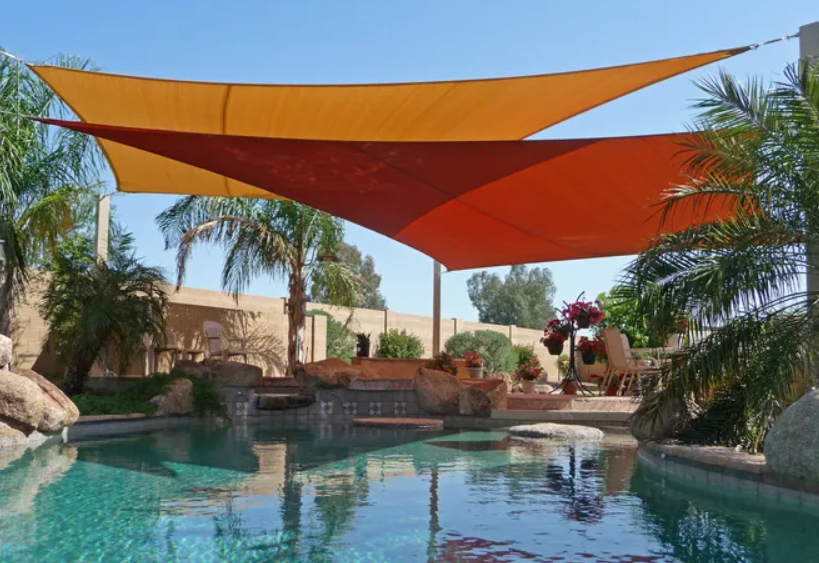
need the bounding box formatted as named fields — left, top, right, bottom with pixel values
left=432, top=260, right=442, bottom=356
left=94, top=194, right=111, bottom=263
left=802, top=24, right=819, bottom=310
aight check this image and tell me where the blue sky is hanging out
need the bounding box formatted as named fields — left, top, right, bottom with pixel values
left=2, top=1, right=815, bottom=319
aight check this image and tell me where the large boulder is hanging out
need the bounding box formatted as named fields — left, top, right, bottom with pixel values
left=172, top=360, right=211, bottom=379
left=0, top=371, right=43, bottom=434
left=459, top=379, right=508, bottom=416
left=765, top=390, right=819, bottom=486
left=150, top=378, right=194, bottom=415
left=204, top=360, right=263, bottom=387
left=0, top=335, right=11, bottom=368
left=629, top=393, right=693, bottom=442
left=17, top=369, right=79, bottom=432
left=487, top=372, right=513, bottom=394
left=414, top=368, right=461, bottom=414
left=509, top=422, right=604, bottom=441
left=295, top=359, right=379, bottom=389
left=0, top=421, right=27, bottom=450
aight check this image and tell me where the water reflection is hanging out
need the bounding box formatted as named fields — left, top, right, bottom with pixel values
left=0, top=425, right=818, bottom=562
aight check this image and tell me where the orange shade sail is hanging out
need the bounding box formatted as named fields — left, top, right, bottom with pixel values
left=39, top=118, right=714, bottom=271
left=30, top=47, right=746, bottom=199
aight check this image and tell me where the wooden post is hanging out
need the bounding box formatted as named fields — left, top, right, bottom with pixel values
left=94, top=194, right=110, bottom=262
left=802, top=24, right=819, bottom=316
left=432, top=260, right=442, bottom=356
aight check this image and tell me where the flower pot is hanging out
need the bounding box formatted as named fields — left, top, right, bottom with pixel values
left=576, top=313, right=591, bottom=329
left=605, top=379, right=620, bottom=396
left=546, top=341, right=564, bottom=355
left=467, top=366, right=483, bottom=379
left=581, top=349, right=596, bottom=365
left=563, top=380, right=579, bottom=395
left=521, top=380, right=536, bottom=394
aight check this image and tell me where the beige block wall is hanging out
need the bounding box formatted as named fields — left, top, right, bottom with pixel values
left=13, top=272, right=555, bottom=379
left=12, top=277, right=325, bottom=379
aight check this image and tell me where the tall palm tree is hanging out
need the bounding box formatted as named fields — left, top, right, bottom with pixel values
left=622, top=63, right=819, bottom=452
left=40, top=231, right=168, bottom=395
left=0, top=51, right=103, bottom=335
left=156, top=197, right=359, bottom=374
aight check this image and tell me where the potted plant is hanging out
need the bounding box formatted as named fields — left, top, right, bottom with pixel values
left=426, top=351, right=458, bottom=376
left=465, top=350, right=484, bottom=378
left=563, top=299, right=605, bottom=329
left=356, top=333, right=371, bottom=357
left=546, top=318, right=571, bottom=339
left=514, top=357, right=544, bottom=394
left=577, top=336, right=597, bottom=365
left=541, top=331, right=566, bottom=355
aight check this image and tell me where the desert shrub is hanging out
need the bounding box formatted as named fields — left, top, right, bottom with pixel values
left=307, top=310, right=356, bottom=362
left=513, top=343, right=536, bottom=367
left=73, top=373, right=226, bottom=417
left=376, top=329, right=424, bottom=359
left=444, top=330, right=515, bottom=375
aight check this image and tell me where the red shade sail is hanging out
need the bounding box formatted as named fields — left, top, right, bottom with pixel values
left=40, top=118, right=712, bottom=271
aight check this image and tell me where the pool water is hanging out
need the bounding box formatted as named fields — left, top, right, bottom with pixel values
left=1, top=425, right=818, bottom=562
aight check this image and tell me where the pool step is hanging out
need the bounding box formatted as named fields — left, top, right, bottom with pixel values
left=256, top=393, right=315, bottom=411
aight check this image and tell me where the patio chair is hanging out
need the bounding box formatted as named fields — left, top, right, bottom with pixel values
left=600, top=327, right=658, bottom=396
left=145, top=331, right=182, bottom=374
left=203, top=321, right=248, bottom=363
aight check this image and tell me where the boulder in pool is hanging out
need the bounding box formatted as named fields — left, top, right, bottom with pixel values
left=765, top=390, right=819, bottom=486
left=509, top=423, right=604, bottom=441
left=204, top=360, right=263, bottom=387
left=0, top=334, right=11, bottom=368
left=295, top=358, right=379, bottom=389
left=17, top=369, right=79, bottom=432
left=0, top=371, right=44, bottom=434
left=150, top=378, right=194, bottom=415
left=0, top=421, right=27, bottom=450
left=414, top=368, right=461, bottom=414
left=459, top=379, right=507, bottom=416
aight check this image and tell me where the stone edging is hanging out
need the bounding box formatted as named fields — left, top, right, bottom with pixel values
left=66, top=415, right=198, bottom=441
left=639, top=442, right=819, bottom=507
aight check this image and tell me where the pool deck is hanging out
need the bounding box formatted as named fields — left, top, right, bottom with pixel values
left=639, top=441, right=819, bottom=507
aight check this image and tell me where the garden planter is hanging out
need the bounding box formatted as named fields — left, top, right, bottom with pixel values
left=521, top=380, right=536, bottom=394
left=581, top=350, right=596, bottom=365
left=356, top=335, right=371, bottom=357
left=467, top=366, right=483, bottom=379
left=563, top=380, right=579, bottom=395
left=605, top=379, right=620, bottom=396
left=546, top=341, right=564, bottom=355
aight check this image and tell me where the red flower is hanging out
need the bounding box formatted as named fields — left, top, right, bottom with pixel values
left=464, top=350, right=484, bottom=368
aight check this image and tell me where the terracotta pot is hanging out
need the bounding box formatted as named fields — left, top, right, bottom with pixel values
left=605, top=379, right=620, bottom=396
left=467, top=366, right=483, bottom=379
left=546, top=341, right=564, bottom=355
left=581, top=350, right=596, bottom=365
left=521, top=380, right=536, bottom=394
left=563, top=380, right=579, bottom=395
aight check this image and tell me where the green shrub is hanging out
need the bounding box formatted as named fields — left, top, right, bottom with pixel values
left=445, top=330, right=516, bottom=375
left=376, top=329, right=424, bottom=359
left=73, top=372, right=226, bottom=417
left=513, top=343, right=536, bottom=368
left=307, top=310, right=356, bottom=362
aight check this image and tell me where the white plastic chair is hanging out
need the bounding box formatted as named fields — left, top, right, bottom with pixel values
left=203, top=321, right=248, bottom=362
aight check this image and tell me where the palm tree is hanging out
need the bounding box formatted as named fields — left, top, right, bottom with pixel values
left=40, top=231, right=168, bottom=395
left=621, top=63, right=819, bottom=452
left=156, top=198, right=359, bottom=374
left=0, top=51, right=103, bottom=335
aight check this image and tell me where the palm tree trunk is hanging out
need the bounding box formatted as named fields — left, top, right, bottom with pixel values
left=286, top=268, right=308, bottom=375
left=62, top=350, right=97, bottom=396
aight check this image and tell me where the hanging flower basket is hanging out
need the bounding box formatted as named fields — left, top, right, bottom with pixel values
left=581, top=349, right=596, bottom=365
left=577, top=313, right=591, bottom=329
left=577, top=336, right=601, bottom=365
left=541, top=330, right=566, bottom=356
left=546, top=340, right=564, bottom=355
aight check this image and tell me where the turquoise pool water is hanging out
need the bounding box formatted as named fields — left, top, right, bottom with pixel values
left=1, top=425, right=817, bottom=562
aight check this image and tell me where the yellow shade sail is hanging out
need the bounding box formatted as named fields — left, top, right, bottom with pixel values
left=30, top=47, right=747, bottom=199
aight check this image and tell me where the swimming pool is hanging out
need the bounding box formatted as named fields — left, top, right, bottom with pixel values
left=0, top=424, right=816, bottom=562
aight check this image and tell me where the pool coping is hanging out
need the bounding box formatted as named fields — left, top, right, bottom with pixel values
left=639, top=441, right=819, bottom=507
left=67, top=414, right=199, bottom=441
